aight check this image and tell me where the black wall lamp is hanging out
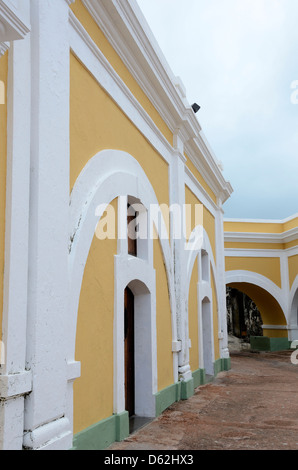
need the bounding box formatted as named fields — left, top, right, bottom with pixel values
left=191, top=103, right=201, bottom=113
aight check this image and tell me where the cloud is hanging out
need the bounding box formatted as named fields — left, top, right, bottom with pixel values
left=137, top=0, right=298, bottom=219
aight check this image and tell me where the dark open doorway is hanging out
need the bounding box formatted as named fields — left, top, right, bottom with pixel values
left=124, top=286, right=135, bottom=417
left=226, top=286, right=263, bottom=341
left=124, top=285, right=154, bottom=434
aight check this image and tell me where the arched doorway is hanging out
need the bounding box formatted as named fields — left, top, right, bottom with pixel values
left=289, top=283, right=298, bottom=341
left=202, top=297, right=214, bottom=376
left=226, top=286, right=263, bottom=341
left=124, top=280, right=155, bottom=433
left=124, top=286, right=135, bottom=417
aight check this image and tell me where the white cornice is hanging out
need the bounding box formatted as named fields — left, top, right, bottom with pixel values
left=224, top=227, right=298, bottom=245
left=224, top=213, right=298, bottom=225
left=81, top=0, right=233, bottom=202
left=0, top=0, right=30, bottom=42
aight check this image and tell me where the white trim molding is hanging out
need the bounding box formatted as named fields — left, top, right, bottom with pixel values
left=262, top=325, right=288, bottom=330
left=0, top=0, right=30, bottom=42
left=224, top=227, right=298, bottom=245
left=225, top=270, right=287, bottom=319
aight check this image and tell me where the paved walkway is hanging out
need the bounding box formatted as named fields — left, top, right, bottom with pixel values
left=109, top=350, right=298, bottom=450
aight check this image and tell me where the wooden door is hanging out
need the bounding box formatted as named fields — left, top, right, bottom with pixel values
left=127, top=204, right=137, bottom=256
left=124, top=287, right=135, bottom=416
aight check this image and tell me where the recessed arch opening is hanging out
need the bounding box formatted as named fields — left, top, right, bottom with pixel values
left=227, top=282, right=287, bottom=339
left=124, top=278, right=155, bottom=433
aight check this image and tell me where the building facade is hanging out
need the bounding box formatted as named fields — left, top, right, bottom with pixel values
left=0, top=0, right=233, bottom=450
left=224, top=215, right=298, bottom=342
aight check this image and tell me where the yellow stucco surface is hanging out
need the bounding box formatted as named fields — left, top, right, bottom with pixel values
left=70, top=53, right=169, bottom=209
left=289, top=254, right=298, bottom=289
left=185, top=185, right=216, bottom=263
left=284, top=217, right=298, bottom=232
left=154, top=235, right=174, bottom=391
left=284, top=239, right=298, bottom=250
left=225, top=256, right=281, bottom=288
left=74, top=199, right=118, bottom=435
left=71, top=51, right=175, bottom=429
left=0, top=51, right=8, bottom=342
left=224, top=221, right=284, bottom=234
left=70, top=0, right=173, bottom=146
left=185, top=154, right=217, bottom=205
left=188, top=258, right=199, bottom=372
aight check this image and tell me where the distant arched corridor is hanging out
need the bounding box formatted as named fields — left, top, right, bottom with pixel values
left=226, top=286, right=263, bottom=340
left=226, top=281, right=287, bottom=339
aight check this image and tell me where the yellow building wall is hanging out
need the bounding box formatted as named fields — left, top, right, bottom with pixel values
left=70, top=0, right=173, bottom=146
left=71, top=45, right=175, bottom=430
left=225, top=257, right=281, bottom=288
left=211, top=267, right=220, bottom=361
left=74, top=199, right=118, bottom=435
left=185, top=185, right=216, bottom=263
left=70, top=53, right=169, bottom=209
left=284, top=239, right=298, bottom=250
left=185, top=154, right=217, bottom=205
left=154, top=236, right=174, bottom=391
left=224, top=221, right=284, bottom=234
left=288, top=254, right=298, bottom=289
left=188, top=258, right=199, bottom=373
left=0, top=51, right=8, bottom=343
left=283, top=217, right=298, bottom=232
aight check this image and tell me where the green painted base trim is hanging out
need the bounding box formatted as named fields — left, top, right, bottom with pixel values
left=214, top=358, right=222, bottom=377
left=222, top=357, right=231, bottom=371
left=72, top=411, right=129, bottom=450
left=250, top=336, right=291, bottom=352
left=116, top=411, right=130, bottom=442
left=181, top=377, right=194, bottom=400
left=155, top=382, right=181, bottom=417
left=214, top=357, right=231, bottom=377
left=192, top=368, right=206, bottom=389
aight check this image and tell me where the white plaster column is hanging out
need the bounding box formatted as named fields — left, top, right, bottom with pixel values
left=0, top=0, right=31, bottom=451
left=170, top=132, right=192, bottom=382
left=23, top=0, right=73, bottom=450
left=280, top=252, right=290, bottom=328
left=215, top=198, right=229, bottom=359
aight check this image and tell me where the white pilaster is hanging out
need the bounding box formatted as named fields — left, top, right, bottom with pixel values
left=280, top=252, right=290, bottom=326
left=170, top=132, right=192, bottom=382
left=215, top=198, right=229, bottom=358
left=23, top=0, right=72, bottom=450
left=0, top=0, right=31, bottom=451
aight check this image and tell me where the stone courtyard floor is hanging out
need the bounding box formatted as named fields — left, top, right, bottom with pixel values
left=109, top=350, right=298, bottom=450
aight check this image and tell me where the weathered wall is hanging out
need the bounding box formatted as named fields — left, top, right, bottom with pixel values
left=74, top=198, right=118, bottom=435
left=188, top=258, right=199, bottom=372
left=0, top=51, right=8, bottom=344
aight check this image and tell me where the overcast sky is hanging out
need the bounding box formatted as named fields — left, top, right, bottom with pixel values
left=137, top=0, right=298, bottom=220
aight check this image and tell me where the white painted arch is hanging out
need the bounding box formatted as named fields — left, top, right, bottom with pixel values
left=186, top=226, right=217, bottom=294
left=68, top=150, right=177, bottom=358
left=225, top=270, right=287, bottom=323
left=289, top=276, right=298, bottom=340
left=67, top=149, right=178, bottom=425
left=185, top=226, right=218, bottom=375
